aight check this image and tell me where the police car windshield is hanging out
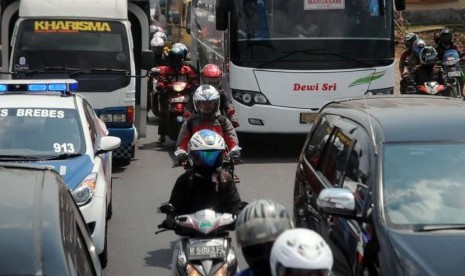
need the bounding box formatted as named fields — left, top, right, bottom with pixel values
left=0, top=108, right=84, bottom=157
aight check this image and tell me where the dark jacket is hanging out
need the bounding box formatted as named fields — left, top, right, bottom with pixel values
left=169, top=169, right=242, bottom=216
left=413, top=65, right=445, bottom=85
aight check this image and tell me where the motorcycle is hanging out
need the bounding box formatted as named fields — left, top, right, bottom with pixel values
left=417, top=81, right=450, bottom=96
left=442, top=49, right=462, bottom=98
left=156, top=203, right=238, bottom=276
left=149, top=69, right=194, bottom=141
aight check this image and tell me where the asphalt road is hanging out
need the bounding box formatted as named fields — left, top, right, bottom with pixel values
left=104, top=115, right=307, bottom=275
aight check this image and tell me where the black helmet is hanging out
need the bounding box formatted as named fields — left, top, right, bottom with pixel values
left=419, top=46, right=438, bottom=66
left=404, top=32, right=418, bottom=48
left=168, top=46, right=185, bottom=71
left=440, top=28, right=453, bottom=44
left=235, top=199, right=293, bottom=275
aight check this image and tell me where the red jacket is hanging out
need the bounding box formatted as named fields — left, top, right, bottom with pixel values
left=154, top=65, right=199, bottom=90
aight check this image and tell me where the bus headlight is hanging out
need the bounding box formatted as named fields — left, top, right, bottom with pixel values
left=71, top=173, right=97, bottom=206
left=365, top=87, right=394, bottom=95
left=232, top=89, right=270, bottom=107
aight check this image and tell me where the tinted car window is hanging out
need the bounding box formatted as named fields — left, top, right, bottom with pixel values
left=383, top=143, right=465, bottom=227
left=76, top=225, right=97, bottom=276
left=304, top=115, right=334, bottom=167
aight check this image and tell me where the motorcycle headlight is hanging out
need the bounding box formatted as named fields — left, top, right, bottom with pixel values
left=71, top=173, right=97, bottom=206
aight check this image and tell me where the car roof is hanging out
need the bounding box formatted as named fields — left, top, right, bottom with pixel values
left=0, top=93, right=78, bottom=109
left=0, top=163, right=77, bottom=274
left=322, top=96, right=465, bottom=143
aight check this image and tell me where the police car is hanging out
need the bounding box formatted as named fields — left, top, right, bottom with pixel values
left=0, top=79, right=120, bottom=267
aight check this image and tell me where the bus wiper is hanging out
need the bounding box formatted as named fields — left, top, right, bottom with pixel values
left=256, top=49, right=324, bottom=68
left=45, top=153, right=82, bottom=160
left=413, top=224, right=465, bottom=232
left=0, top=155, right=40, bottom=161
left=15, top=66, right=82, bottom=76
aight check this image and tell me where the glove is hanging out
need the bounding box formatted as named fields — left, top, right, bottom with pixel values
left=174, top=149, right=188, bottom=164
left=228, top=147, right=241, bottom=159
left=161, top=216, right=176, bottom=229
left=183, top=110, right=192, bottom=119
left=230, top=118, right=240, bottom=128
left=226, top=108, right=236, bottom=117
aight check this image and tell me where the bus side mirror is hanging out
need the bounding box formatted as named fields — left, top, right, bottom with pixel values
left=216, top=0, right=229, bottom=31
left=395, top=0, right=405, bottom=11
left=141, top=50, right=153, bottom=71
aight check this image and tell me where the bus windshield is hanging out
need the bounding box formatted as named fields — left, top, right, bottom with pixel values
left=230, top=0, right=393, bottom=69
left=12, top=19, right=131, bottom=92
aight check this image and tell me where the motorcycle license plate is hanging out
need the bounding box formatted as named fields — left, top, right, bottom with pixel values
left=189, top=245, right=225, bottom=259
left=300, top=112, right=318, bottom=124
left=448, top=71, right=461, bottom=78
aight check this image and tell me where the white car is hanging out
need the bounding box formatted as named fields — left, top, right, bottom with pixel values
left=0, top=79, right=120, bottom=267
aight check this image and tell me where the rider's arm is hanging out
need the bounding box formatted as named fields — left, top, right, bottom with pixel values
left=176, top=118, right=192, bottom=152
left=221, top=118, right=240, bottom=151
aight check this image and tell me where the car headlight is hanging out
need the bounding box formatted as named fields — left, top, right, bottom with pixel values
left=71, top=172, right=97, bottom=206
left=232, top=89, right=270, bottom=107
left=365, top=87, right=394, bottom=95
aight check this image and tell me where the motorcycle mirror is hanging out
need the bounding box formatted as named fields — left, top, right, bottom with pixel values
left=158, top=202, right=175, bottom=214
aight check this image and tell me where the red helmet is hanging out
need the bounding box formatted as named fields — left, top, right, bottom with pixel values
left=201, top=64, right=223, bottom=88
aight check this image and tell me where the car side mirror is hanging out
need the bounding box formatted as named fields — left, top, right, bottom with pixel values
left=317, top=188, right=356, bottom=217
left=96, top=136, right=121, bottom=155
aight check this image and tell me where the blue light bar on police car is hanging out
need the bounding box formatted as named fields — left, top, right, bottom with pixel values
left=0, top=81, right=78, bottom=93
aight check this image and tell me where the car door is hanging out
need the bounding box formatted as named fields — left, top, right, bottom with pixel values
left=326, top=118, right=375, bottom=275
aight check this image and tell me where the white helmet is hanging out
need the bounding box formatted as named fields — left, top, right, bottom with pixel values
left=193, top=85, right=221, bottom=116
left=150, top=36, right=166, bottom=47
left=153, top=31, right=167, bottom=42
left=270, top=228, right=334, bottom=276
left=150, top=25, right=164, bottom=34
left=188, top=129, right=226, bottom=169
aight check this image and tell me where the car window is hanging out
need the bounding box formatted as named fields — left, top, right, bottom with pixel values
left=304, top=115, right=334, bottom=167
left=83, top=101, right=98, bottom=147
left=0, top=107, right=84, bottom=156
left=383, top=143, right=465, bottom=228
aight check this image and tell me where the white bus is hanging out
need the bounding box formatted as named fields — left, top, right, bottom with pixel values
left=190, top=0, right=405, bottom=133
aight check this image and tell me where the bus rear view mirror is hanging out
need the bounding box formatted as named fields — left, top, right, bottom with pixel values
left=395, top=0, right=405, bottom=10
left=141, top=50, right=153, bottom=71
left=216, top=0, right=229, bottom=31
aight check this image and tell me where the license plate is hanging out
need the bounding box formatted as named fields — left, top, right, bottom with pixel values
left=189, top=245, right=225, bottom=259
left=300, top=112, right=318, bottom=124
left=448, top=71, right=461, bottom=77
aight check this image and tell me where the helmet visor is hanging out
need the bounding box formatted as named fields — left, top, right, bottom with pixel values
left=191, top=150, right=222, bottom=167
left=441, top=33, right=452, bottom=42
left=277, top=266, right=330, bottom=276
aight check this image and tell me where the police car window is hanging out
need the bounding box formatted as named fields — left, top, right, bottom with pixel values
left=304, top=115, right=334, bottom=167
left=83, top=103, right=98, bottom=146
left=0, top=108, right=83, bottom=156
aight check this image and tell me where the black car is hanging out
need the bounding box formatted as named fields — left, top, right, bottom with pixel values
left=0, top=162, right=103, bottom=276
left=294, top=95, right=465, bottom=276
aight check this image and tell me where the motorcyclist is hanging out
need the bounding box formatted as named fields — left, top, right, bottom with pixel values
left=164, top=129, right=242, bottom=220
left=235, top=199, right=294, bottom=276
left=435, top=28, right=462, bottom=61
left=269, top=228, right=334, bottom=276
left=153, top=46, right=200, bottom=145
left=163, top=129, right=243, bottom=276
left=199, top=64, right=240, bottom=128
left=435, top=28, right=464, bottom=94
left=412, top=46, right=445, bottom=87
left=410, top=38, right=426, bottom=69
left=174, top=84, right=240, bottom=164
left=399, top=32, right=418, bottom=77
left=150, top=31, right=168, bottom=66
